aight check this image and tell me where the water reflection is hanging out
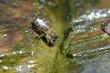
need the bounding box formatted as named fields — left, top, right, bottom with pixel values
left=62, top=9, right=110, bottom=64
left=0, top=0, right=38, bottom=72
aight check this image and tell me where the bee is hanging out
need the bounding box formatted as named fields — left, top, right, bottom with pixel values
left=31, top=17, right=58, bottom=46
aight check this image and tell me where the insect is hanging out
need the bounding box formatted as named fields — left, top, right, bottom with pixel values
left=31, top=17, right=58, bottom=46
left=101, top=20, right=110, bottom=35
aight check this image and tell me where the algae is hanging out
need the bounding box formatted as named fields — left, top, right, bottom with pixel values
left=0, top=0, right=110, bottom=73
